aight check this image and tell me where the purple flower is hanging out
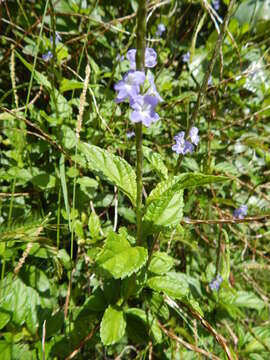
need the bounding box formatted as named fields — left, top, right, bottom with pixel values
left=208, top=75, right=213, bottom=86
left=233, top=205, right=248, bottom=219
left=172, top=127, right=199, bottom=155
left=42, top=51, right=53, bottom=62
left=182, top=52, right=190, bottom=63
left=189, top=126, right=199, bottom=146
left=146, top=72, right=163, bottom=103
left=209, top=274, right=223, bottom=291
left=212, top=0, right=220, bottom=11
left=156, top=23, right=166, bottom=37
left=145, top=48, right=158, bottom=68
left=172, top=131, right=194, bottom=155
left=130, top=95, right=160, bottom=127
left=126, top=49, right=136, bottom=69
left=126, top=131, right=135, bottom=139
left=50, top=32, right=62, bottom=45
left=114, top=70, right=145, bottom=103
left=126, top=48, right=157, bottom=70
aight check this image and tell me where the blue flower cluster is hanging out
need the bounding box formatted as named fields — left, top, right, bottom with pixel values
left=156, top=23, right=166, bottom=37
left=182, top=52, right=190, bottom=63
left=42, top=32, right=62, bottom=62
left=233, top=205, right=248, bottom=219
left=209, top=274, right=223, bottom=291
left=172, top=127, right=199, bottom=155
left=114, top=48, right=163, bottom=127
left=42, top=51, right=53, bottom=62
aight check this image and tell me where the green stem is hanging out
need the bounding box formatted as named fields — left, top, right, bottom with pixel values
left=57, top=186, right=61, bottom=249
left=135, top=122, right=143, bottom=244
left=135, top=0, right=146, bottom=245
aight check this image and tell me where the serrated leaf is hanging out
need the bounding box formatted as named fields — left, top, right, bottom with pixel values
left=147, top=173, right=228, bottom=205
left=96, top=231, right=148, bottom=279
left=143, top=189, right=184, bottom=229
left=0, top=274, right=54, bottom=334
left=100, top=306, right=126, bottom=345
left=147, top=272, right=189, bottom=299
left=148, top=273, right=203, bottom=315
left=78, top=142, right=136, bottom=205
left=149, top=252, right=175, bottom=275
left=143, top=146, right=168, bottom=180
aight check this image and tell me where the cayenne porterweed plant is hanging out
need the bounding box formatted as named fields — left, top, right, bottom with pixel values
left=1, top=0, right=270, bottom=359
left=75, top=1, right=232, bottom=356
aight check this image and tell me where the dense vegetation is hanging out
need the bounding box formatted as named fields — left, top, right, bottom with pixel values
left=0, top=0, right=270, bottom=359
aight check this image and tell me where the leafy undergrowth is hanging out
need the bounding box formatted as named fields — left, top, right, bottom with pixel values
left=0, top=0, right=270, bottom=359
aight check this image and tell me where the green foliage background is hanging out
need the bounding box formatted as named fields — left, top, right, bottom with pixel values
left=0, top=0, right=270, bottom=359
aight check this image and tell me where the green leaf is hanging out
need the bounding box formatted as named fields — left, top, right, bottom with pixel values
left=143, top=189, right=184, bottom=229
left=149, top=252, right=175, bottom=275
left=243, top=325, right=270, bottom=353
left=147, top=272, right=189, bottom=300
left=60, top=78, right=84, bottom=93
left=147, top=173, right=228, bottom=205
left=60, top=78, right=98, bottom=93
left=59, top=154, right=70, bottom=230
left=96, top=231, right=148, bottom=279
left=79, top=288, right=107, bottom=313
left=100, top=306, right=126, bottom=345
left=0, top=341, right=33, bottom=360
left=125, top=308, right=163, bottom=344
left=23, top=266, right=50, bottom=293
left=234, top=0, right=270, bottom=28
left=143, top=146, right=168, bottom=180
left=78, top=142, right=136, bottom=205
left=61, top=125, right=77, bottom=149
left=234, top=291, right=265, bottom=311
left=0, top=274, right=54, bottom=334
left=0, top=341, right=11, bottom=360
left=88, top=212, right=101, bottom=240
left=0, top=310, right=10, bottom=330
left=146, top=292, right=170, bottom=320
left=31, top=172, right=56, bottom=190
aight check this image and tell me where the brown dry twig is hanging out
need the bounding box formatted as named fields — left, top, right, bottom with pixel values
left=187, top=307, right=235, bottom=360
left=159, top=322, right=221, bottom=360
left=65, top=326, right=98, bottom=360
left=164, top=296, right=235, bottom=360
left=181, top=214, right=270, bottom=225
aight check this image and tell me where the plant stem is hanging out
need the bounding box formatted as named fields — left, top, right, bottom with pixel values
left=135, top=122, right=143, bottom=244
left=135, top=0, right=146, bottom=245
